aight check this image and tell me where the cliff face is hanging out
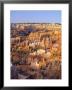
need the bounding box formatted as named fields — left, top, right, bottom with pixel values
left=11, top=23, right=61, bottom=79
left=11, top=23, right=61, bottom=54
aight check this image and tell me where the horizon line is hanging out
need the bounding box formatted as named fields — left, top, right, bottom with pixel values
left=11, top=22, right=61, bottom=24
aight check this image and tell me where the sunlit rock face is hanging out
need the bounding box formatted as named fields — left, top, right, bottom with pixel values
left=11, top=23, right=61, bottom=79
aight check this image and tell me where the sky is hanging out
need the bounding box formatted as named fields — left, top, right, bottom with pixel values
left=10, top=10, right=61, bottom=23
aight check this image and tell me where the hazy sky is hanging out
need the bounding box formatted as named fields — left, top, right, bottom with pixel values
left=10, top=10, right=61, bottom=23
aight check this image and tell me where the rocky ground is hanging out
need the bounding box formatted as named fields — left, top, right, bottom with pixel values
left=11, top=23, right=61, bottom=79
